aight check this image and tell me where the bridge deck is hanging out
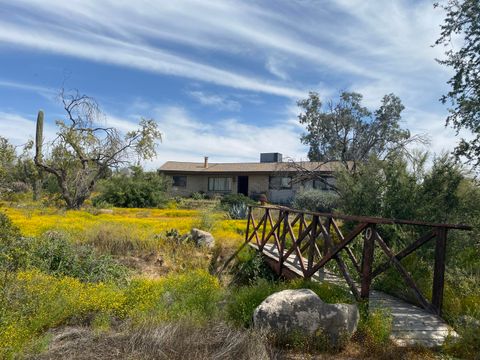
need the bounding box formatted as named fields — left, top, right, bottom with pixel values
left=250, top=242, right=456, bottom=347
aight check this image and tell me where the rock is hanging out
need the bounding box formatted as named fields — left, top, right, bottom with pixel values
left=190, top=228, right=215, bottom=248
left=253, top=289, right=359, bottom=347
left=98, top=209, right=114, bottom=214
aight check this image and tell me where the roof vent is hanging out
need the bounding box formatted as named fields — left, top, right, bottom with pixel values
left=260, top=153, right=282, bottom=163
left=204, top=156, right=209, bottom=168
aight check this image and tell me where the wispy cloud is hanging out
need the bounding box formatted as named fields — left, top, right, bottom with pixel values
left=187, top=91, right=241, bottom=111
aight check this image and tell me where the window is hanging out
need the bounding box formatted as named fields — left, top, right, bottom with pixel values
left=269, top=176, right=292, bottom=190
left=208, top=177, right=232, bottom=192
left=172, top=175, right=187, bottom=187
left=312, top=177, right=334, bottom=190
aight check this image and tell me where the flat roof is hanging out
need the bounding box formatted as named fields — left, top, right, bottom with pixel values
left=158, top=161, right=343, bottom=174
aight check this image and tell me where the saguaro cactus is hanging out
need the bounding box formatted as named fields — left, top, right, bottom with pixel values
left=33, top=110, right=44, bottom=201
left=35, top=110, right=44, bottom=165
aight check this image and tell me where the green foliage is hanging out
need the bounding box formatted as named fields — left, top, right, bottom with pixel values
left=292, top=188, right=339, bottom=213
left=192, top=209, right=217, bottom=232
left=220, top=193, right=255, bottom=219
left=220, top=193, right=255, bottom=208
left=191, top=192, right=207, bottom=200
left=230, top=248, right=277, bottom=286
left=93, top=168, right=169, bottom=208
left=0, top=214, right=128, bottom=284
left=435, top=0, right=480, bottom=168
left=31, top=231, right=130, bottom=284
left=443, top=316, right=480, bottom=360
left=355, top=309, right=393, bottom=350
left=0, top=270, right=125, bottom=359
left=124, top=270, right=222, bottom=323
left=298, top=91, right=409, bottom=165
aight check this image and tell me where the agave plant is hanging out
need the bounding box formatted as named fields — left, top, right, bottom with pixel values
left=228, top=203, right=248, bottom=220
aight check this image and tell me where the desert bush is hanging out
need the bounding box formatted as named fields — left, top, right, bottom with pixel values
left=192, top=210, right=217, bottom=232
left=93, top=169, right=169, bottom=208
left=0, top=270, right=125, bottom=359
left=220, top=193, right=255, bottom=209
left=292, top=188, right=339, bottom=213
left=230, top=247, right=277, bottom=286
left=82, top=222, right=158, bottom=255
left=443, top=315, right=480, bottom=360
left=191, top=192, right=207, bottom=200
left=354, top=308, right=393, bottom=350
left=32, top=231, right=129, bottom=284
left=124, top=270, right=221, bottom=323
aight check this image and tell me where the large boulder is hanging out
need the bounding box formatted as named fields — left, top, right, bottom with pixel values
left=253, top=289, right=359, bottom=347
left=190, top=228, right=215, bottom=248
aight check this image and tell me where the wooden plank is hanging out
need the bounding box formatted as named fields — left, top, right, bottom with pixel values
left=374, top=231, right=435, bottom=313
left=360, top=226, right=375, bottom=301
left=432, top=228, right=447, bottom=316
left=248, top=205, right=472, bottom=230
left=306, top=222, right=369, bottom=277
left=372, top=230, right=436, bottom=278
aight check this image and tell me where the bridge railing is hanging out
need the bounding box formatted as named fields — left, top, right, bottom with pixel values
left=244, top=204, right=471, bottom=316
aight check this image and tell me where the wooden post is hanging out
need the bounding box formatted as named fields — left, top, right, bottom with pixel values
left=432, top=227, right=447, bottom=316
left=307, top=215, right=318, bottom=275
left=278, top=211, right=289, bottom=275
left=245, top=206, right=252, bottom=243
left=360, top=225, right=375, bottom=305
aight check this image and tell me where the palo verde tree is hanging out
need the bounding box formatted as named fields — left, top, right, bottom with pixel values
left=34, top=90, right=162, bottom=209
left=435, top=0, right=480, bottom=167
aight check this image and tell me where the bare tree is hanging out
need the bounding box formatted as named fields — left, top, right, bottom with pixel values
left=34, top=90, right=162, bottom=209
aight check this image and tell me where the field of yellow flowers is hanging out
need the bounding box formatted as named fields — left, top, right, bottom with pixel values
left=2, top=204, right=246, bottom=246
left=0, top=201, right=249, bottom=358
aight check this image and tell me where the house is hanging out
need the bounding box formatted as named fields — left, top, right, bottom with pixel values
left=158, top=153, right=338, bottom=203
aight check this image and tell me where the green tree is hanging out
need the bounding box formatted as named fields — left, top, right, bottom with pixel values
left=0, top=137, right=16, bottom=193
left=298, top=92, right=417, bottom=172
left=35, top=90, right=162, bottom=209
left=93, top=167, right=169, bottom=208
left=435, top=0, right=480, bottom=167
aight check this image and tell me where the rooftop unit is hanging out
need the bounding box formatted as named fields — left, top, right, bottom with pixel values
left=260, top=152, right=282, bottom=163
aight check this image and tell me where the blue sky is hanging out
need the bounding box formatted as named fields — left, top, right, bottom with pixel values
left=0, top=0, right=467, bottom=168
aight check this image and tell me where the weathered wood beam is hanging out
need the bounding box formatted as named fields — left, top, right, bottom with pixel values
left=371, top=230, right=436, bottom=278
left=432, top=228, right=447, bottom=316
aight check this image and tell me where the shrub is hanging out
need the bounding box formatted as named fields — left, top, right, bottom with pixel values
left=191, top=192, right=206, bottom=200
left=124, top=270, right=222, bottom=323
left=192, top=210, right=217, bottom=232
left=32, top=231, right=129, bottom=284
left=230, top=247, right=277, bottom=286
left=220, top=193, right=255, bottom=209
left=355, top=308, right=393, bottom=350
left=93, top=169, right=169, bottom=208
left=0, top=270, right=125, bottom=359
left=82, top=222, right=158, bottom=255
left=292, top=189, right=339, bottom=213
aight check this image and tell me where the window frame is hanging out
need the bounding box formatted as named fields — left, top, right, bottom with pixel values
left=208, top=177, right=233, bottom=192
left=269, top=175, right=292, bottom=190
left=172, top=175, right=187, bottom=188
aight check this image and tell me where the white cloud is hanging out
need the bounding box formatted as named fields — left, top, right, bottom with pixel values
left=0, top=111, right=56, bottom=146
left=187, top=91, right=241, bottom=111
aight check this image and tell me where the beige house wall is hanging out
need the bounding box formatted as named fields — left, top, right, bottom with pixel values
left=164, top=172, right=333, bottom=204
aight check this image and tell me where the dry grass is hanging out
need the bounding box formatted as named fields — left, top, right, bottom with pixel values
left=31, top=322, right=271, bottom=360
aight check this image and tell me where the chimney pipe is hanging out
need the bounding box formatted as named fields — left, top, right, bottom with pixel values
left=204, top=156, right=209, bottom=168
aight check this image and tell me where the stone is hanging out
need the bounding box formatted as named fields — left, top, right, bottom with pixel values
left=190, top=228, right=215, bottom=248
left=253, top=289, right=359, bottom=347
left=98, top=209, right=114, bottom=214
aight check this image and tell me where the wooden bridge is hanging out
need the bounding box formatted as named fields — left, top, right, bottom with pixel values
left=224, top=205, right=472, bottom=347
